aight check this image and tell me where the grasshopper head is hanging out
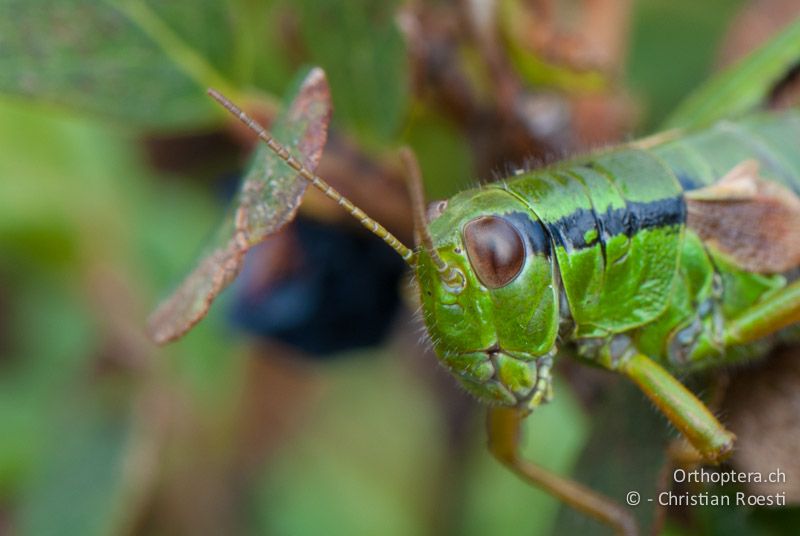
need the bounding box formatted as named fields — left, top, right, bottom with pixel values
left=414, top=187, right=561, bottom=409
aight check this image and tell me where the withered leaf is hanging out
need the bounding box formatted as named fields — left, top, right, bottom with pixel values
left=686, top=159, right=800, bottom=273
left=147, top=68, right=332, bottom=345
left=723, top=346, right=800, bottom=503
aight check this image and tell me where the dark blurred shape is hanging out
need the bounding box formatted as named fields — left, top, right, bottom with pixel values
left=230, top=216, right=407, bottom=356
left=769, top=62, right=800, bottom=109
left=142, top=130, right=243, bottom=182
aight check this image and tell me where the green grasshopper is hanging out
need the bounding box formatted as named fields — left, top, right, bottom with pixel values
left=150, top=18, right=800, bottom=536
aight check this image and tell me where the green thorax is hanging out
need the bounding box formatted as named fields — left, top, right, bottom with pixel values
left=504, top=148, right=686, bottom=339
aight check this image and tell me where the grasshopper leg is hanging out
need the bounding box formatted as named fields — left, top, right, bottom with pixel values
left=487, top=406, right=638, bottom=536
left=617, top=353, right=734, bottom=463
left=724, top=277, right=800, bottom=346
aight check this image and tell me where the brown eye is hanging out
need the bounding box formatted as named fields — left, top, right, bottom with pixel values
left=463, top=216, right=525, bottom=288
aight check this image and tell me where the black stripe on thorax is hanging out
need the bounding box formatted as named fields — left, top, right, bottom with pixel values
left=545, top=196, right=686, bottom=251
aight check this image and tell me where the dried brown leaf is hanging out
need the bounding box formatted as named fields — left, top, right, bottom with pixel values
left=147, top=68, right=332, bottom=345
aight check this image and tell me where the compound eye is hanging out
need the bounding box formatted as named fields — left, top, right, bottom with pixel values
left=463, top=216, right=525, bottom=288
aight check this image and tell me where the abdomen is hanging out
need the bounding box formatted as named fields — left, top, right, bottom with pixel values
left=639, top=111, right=800, bottom=369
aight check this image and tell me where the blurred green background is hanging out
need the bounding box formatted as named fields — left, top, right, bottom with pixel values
left=1, top=0, right=798, bottom=535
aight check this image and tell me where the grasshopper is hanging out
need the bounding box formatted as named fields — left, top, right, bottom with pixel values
left=149, top=18, right=800, bottom=536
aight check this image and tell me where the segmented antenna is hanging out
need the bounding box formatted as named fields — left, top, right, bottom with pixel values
left=207, top=88, right=414, bottom=264
left=399, top=148, right=465, bottom=288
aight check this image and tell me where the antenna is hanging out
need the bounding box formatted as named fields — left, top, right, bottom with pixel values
left=207, top=88, right=414, bottom=264
left=399, top=147, right=465, bottom=288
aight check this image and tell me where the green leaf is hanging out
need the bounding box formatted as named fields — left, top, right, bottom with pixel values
left=293, top=0, right=408, bottom=145
left=255, top=351, right=444, bottom=536
left=0, top=95, right=137, bottom=269
left=135, top=0, right=237, bottom=80
left=228, top=0, right=296, bottom=94
left=663, top=16, right=800, bottom=129
left=626, top=0, right=746, bottom=131
left=0, top=278, right=97, bottom=496
left=17, top=400, right=133, bottom=536
left=147, top=67, right=332, bottom=345
left=0, top=0, right=239, bottom=129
